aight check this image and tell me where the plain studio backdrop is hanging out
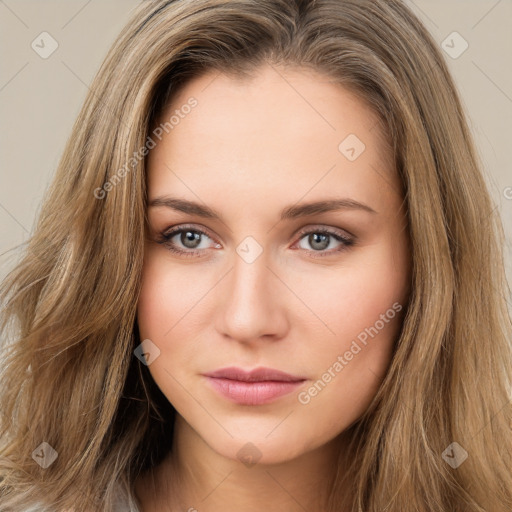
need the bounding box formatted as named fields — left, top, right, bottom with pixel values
left=0, top=0, right=511, bottom=302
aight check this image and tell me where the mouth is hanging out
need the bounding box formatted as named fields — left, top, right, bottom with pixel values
left=202, top=366, right=306, bottom=405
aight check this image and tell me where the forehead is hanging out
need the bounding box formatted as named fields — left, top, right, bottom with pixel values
left=146, top=64, right=399, bottom=212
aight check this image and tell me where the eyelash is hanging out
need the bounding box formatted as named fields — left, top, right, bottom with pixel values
left=156, top=224, right=355, bottom=259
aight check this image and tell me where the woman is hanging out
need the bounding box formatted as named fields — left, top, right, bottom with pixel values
left=1, top=0, right=511, bottom=511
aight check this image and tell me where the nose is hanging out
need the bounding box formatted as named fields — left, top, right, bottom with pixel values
left=215, top=250, right=289, bottom=345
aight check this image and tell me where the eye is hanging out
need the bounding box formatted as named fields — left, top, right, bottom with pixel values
left=156, top=225, right=220, bottom=258
left=156, top=224, right=355, bottom=258
left=293, top=226, right=355, bottom=258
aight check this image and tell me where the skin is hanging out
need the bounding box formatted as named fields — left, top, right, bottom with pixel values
left=135, top=63, right=411, bottom=512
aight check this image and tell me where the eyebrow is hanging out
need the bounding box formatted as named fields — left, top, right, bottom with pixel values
left=148, top=196, right=377, bottom=220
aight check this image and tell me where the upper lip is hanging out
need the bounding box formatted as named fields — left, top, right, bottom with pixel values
left=203, top=366, right=305, bottom=382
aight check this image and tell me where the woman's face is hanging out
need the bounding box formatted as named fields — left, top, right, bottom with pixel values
left=137, top=64, right=411, bottom=465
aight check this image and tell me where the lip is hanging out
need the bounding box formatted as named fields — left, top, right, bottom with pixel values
left=204, top=366, right=304, bottom=382
left=203, top=366, right=306, bottom=405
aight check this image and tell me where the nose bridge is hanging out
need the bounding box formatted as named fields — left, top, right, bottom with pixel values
left=228, top=247, right=272, bottom=317
left=216, top=242, right=287, bottom=342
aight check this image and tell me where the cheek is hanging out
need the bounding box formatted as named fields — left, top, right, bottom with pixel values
left=136, top=251, right=201, bottom=409
left=137, top=259, right=170, bottom=340
left=293, top=241, right=408, bottom=425
left=137, top=248, right=208, bottom=340
left=298, top=242, right=408, bottom=351
left=136, top=248, right=221, bottom=391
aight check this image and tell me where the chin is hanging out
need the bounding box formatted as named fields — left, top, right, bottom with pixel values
left=203, top=422, right=325, bottom=467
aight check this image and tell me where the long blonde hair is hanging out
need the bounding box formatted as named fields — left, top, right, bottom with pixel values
left=1, top=1, right=511, bottom=510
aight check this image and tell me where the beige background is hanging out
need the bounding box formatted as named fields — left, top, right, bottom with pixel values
left=1, top=0, right=511, bottom=299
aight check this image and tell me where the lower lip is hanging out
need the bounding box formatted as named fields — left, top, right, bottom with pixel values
left=206, top=377, right=305, bottom=405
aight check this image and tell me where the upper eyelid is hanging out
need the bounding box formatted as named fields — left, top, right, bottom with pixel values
left=295, top=224, right=354, bottom=239
left=162, top=224, right=216, bottom=241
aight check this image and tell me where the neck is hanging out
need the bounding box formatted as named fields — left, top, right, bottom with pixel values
left=137, top=414, right=354, bottom=512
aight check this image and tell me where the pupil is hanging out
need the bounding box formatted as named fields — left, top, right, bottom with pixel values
left=310, top=233, right=329, bottom=250
left=182, top=231, right=200, bottom=248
